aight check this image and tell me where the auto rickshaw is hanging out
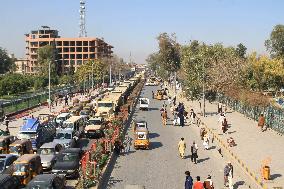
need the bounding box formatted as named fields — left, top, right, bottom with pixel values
left=69, top=106, right=82, bottom=116
left=12, top=154, right=43, bottom=185
left=9, top=139, right=33, bottom=156
left=155, top=90, right=164, bottom=100
left=134, top=127, right=149, bottom=150
left=0, top=136, right=17, bottom=154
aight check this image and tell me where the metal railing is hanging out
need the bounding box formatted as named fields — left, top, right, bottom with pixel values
left=217, top=94, right=284, bottom=134
left=0, top=85, right=80, bottom=117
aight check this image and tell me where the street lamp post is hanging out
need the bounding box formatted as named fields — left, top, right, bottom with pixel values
left=48, top=59, right=51, bottom=112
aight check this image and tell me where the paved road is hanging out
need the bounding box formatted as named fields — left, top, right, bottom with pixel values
left=102, top=85, right=249, bottom=189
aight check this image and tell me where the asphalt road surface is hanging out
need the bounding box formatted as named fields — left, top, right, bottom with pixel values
left=101, top=85, right=248, bottom=189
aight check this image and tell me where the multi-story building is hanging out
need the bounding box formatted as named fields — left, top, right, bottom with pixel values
left=25, top=26, right=113, bottom=74
left=14, top=58, right=28, bottom=74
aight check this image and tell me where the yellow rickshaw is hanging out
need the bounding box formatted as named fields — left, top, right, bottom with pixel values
left=12, top=154, right=43, bottom=185
left=0, top=136, right=17, bottom=154
left=134, top=127, right=150, bottom=150
left=9, top=139, right=33, bottom=156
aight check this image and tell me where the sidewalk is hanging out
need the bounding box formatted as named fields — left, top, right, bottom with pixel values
left=168, top=88, right=284, bottom=188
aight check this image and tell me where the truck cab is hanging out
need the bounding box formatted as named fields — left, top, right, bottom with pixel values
left=18, top=118, right=56, bottom=151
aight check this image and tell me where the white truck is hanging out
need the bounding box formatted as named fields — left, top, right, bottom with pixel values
left=139, top=98, right=149, bottom=111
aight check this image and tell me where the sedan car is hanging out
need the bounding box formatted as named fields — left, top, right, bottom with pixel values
left=25, top=174, right=66, bottom=189
left=37, top=142, right=64, bottom=170
left=52, top=148, right=82, bottom=178
left=0, top=154, right=18, bottom=174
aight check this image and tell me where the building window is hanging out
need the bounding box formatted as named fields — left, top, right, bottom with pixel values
left=70, top=41, right=75, bottom=46
left=89, top=47, right=95, bottom=52
left=63, top=41, right=69, bottom=46
left=83, top=41, right=88, bottom=46
left=63, top=48, right=69, bottom=53
left=76, top=47, right=82, bottom=52
left=83, top=54, right=88, bottom=59
left=90, top=54, right=95, bottom=59
left=77, top=60, right=82, bottom=65
left=76, top=41, right=82, bottom=46
left=83, top=47, right=88, bottom=52
left=64, top=54, right=69, bottom=59
left=70, top=54, right=75, bottom=59
left=76, top=54, right=82, bottom=59
left=70, top=60, right=75, bottom=65
left=56, top=41, right=62, bottom=46
left=70, top=47, right=75, bottom=52
left=64, top=60, right=69, bottom=65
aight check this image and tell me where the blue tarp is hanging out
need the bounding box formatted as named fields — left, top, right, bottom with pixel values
left=20, top=118, right=39, bottom=132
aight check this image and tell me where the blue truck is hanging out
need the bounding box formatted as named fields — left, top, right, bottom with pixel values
left=18, top=116, right=56, bottom=151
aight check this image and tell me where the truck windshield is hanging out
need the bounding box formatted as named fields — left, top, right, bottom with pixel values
left=57, top=153, right=78, bottom=162
left=62, top=122, right=73, bottom=129
left=0, top=160, right=5, bottom=171
left=56, top=133, right=72, bottom=139
left=18, top=133, right=36, bottom=140
left=38, top=148, right=55, bottom=155
left=9, top=146, right=21, bottom=154
left=98, top=103, right=113, bottom=108
left=88, top=119, right=102, bottom=125
left=14, top=164, right=28, bottom=172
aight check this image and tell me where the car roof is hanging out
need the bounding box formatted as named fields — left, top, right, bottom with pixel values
left=61, top=148, right=81, bottom=154
left=56, top=129, right=73, bottom=134
left=40, top=142, right=61, bottom=148
left=29, top=174, right=56, bottom=183
left=0, top=154, right=17, bottom=160
left=135, top=127, right=148, bottom=132
left=0, top=174, right=13, bottom=183
left=57, top=113, right=70, bottom=117
left=15, top=154, right=39, bottom=163
left=89, top=117, right=103, bottom=121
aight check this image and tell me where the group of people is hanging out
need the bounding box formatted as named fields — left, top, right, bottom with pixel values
left=177, top=138, right=199, bottom=163
left=185, top=172, right=214, bottom=189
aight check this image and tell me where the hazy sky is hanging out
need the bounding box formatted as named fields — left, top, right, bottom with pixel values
left=0, top=0, right=283, bottom=64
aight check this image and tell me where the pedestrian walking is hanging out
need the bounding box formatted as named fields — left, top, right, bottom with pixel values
left=168, top=96, right=172, bottom=106
left=203, top=175, right=214, bottom=189
left=191, top=141, right=198, bottom=164
left=190, top=109, right=196, bottom=125
left=224, top=162, right=233, bottom=188
left=4, top=116, right=9, bottom=130
left=222, top=117, right=228, bottom=134
left=258, top=113, right=266, bottom=132
left=200, top=128, right=206, bottom=140
left=217, top=102, right=222, bottom=113
left=173, top=95, right=177, bottom=106
left=185, top=171, right=193, bottom=189
left=161, top=110, right=168, bottom=126
left=218, top=113, right=225, bottom=132
left=193, top=176, right=204, bottom=189
left=64, top=95, right=68, bottom=106
left=178, top=138, right=186, bottom=159
left=203, top=133, right=210, bottom=150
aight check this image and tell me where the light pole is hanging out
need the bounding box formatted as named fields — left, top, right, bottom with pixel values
left=202, top=58, right=206, bottom=117
left=92, top=61, right=94, bottom=90
left=48, top=59, right=51, bottom=112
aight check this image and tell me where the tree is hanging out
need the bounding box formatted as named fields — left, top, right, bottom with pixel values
left=265, top=24, right=284, bottom=58
left=157, top=33, right=181, bottom=72
left=0, top=47, right=15, bottom=74
left=245, top=53, right=284, bottom=91
left=37, top=45, right=57, bottom=78
left=235, top=43, right=247, bottom=58
left=0, top=74, right=30, bottom=95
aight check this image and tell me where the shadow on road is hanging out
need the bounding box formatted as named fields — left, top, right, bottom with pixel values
left=270, top=173, right=282, bottom=180
left=197, top=157, right=210, bottom=163
left=148, top=107, right=159, bottom=111
left=150, top=141, right=163, bottom=150
left=149, top=132, right=160, bottom=139
left=208, top=146, right=216, bottom=150
left=106, top=177, right=123, bottom=188
left=233, top=181, right=245, bottom=188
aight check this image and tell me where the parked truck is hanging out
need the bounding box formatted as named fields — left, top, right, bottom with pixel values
left=18, top=117, right=56, bottom=151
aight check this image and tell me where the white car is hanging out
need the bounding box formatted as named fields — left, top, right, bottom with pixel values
left=139, top=98, right=149, bottom=110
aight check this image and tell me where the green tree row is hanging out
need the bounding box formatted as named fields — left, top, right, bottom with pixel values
left=147, top=25, right=284, bottom=106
